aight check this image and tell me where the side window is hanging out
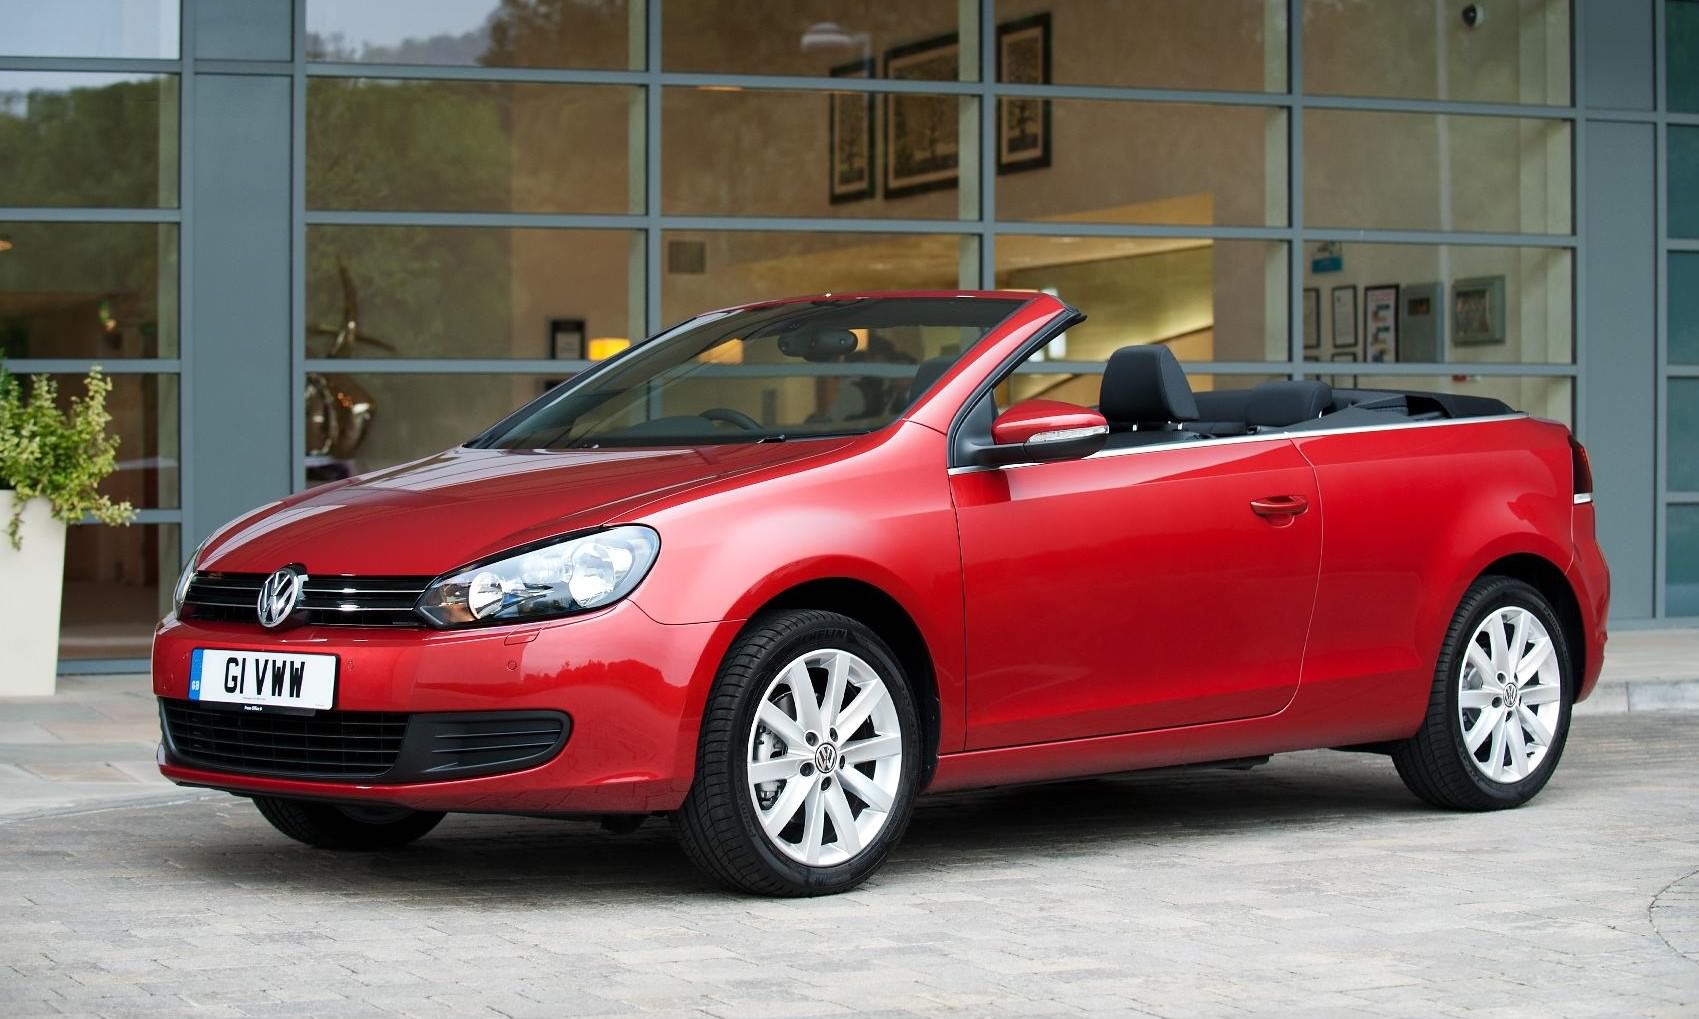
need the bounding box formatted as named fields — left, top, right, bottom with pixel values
left=990, top=337, right=1107, bottom=414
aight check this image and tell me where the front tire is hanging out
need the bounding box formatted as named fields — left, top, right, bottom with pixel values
left=674, top=610, right=922, bottom=896
left=1392, top=576, right=1574, bottom=810
left=253, top=796, right=445, bottom=850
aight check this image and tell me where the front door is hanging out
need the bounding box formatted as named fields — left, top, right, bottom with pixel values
left=952, top=436, right=1322, bottom=750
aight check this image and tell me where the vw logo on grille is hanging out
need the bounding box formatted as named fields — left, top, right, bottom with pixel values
left=813, top=742, right=839, bottom=775
left=256, top=566, right=308, bottom=629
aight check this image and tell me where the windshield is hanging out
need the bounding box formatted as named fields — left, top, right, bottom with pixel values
left=477, top=296, right=1026, bottom=449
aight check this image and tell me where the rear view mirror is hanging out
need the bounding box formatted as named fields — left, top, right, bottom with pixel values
left=977, top=399, right=1109, bottom=467
left=777, top=328, right=859, bottom=362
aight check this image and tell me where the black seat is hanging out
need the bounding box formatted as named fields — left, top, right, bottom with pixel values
left=907, top=356, right=955, bottom=405
left=1245, top=380, right=1333, bottom=430
left=1098, top=345, right=1201, bottom=446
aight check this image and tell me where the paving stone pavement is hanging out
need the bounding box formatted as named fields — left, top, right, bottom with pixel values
left=1, top=712, right=1695, bottom=1019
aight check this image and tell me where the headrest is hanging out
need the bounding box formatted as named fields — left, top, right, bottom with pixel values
left=907, top=356, right=955, bottom=404
left=1245, top=380, right=1334, bottom=428
left=1099, top=345, right=1198, bottom=425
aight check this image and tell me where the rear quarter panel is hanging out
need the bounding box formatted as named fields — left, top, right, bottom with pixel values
left=1287, top=416, right=1575, bottom=742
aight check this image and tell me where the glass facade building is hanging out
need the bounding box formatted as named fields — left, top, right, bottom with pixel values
left=0, top=0, right=1695, bottom=670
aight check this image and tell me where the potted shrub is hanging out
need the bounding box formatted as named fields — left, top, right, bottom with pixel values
left=0, top=364, right=135, bottom=696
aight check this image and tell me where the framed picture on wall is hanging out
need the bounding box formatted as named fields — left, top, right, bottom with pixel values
left=828, top=59, right=877, bottom=204
left=548, top=317, right=586, bottom=360
left=1303, top=287, right=1321, bottom=351
left=1331, top=285, right=1358, bottom=351
left=1330, top=350, right=1357, bottom=362
left=1453, top=275, right=1507, bottom=345
left=884, top=34, right=960, bottom=198
left=996, top=13, right=1051, bottom=174
left=1364, top=283, right=1399, bottom=363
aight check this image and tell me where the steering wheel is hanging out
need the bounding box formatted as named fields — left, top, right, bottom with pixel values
left=700, top=407, right=762, bottom=431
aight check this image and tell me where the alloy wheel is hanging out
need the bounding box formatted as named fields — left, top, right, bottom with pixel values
left=745, top=648, right=904, bottom=866
left=1457, top=605, right=1564, bottom=783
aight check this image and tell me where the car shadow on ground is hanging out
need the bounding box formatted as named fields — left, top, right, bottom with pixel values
left=154, top=754, right=1435, bottom=902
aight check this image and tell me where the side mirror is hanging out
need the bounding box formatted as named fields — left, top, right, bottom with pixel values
left=976, top=399, right=1109, bottom=467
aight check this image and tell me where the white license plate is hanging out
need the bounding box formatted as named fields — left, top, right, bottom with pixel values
left=190, top=649, right=338, bottom=711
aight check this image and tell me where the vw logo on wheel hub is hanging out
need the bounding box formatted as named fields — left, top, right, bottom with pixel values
left=812, top=742, right=839, bottom=775
left=256, top=566, right=309, bottom=629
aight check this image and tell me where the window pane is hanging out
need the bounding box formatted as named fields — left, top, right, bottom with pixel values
left=14, top=374, right=179, bottom=509
left=306, top=79, right=639, bottom=213
left=1302, top=245, right=1571, bottom=364
left=659, top=232, right=977, bottom=324
left=1670, top=0, right=1699, bottom=113
left=1, top=1, right=179, bottom=59
left=663, top=87, right=973, bottom=219
left=1673, top=254, right=1699, bottom=365
left=307, top=0, right=635, bottom=69
left=307, top=227, right=640, bottom=359
left=0, top=223, right=179, bottom=359
left=304, top=375, right=555, bottom=485
left=1307, top=373, right=1572, bottom=425
left=997, top=0, right=1285, bottom=91
left=1671, top=380, right=1699, bottom=493
left=996, top=237, right=1288, bottom=362
left=664, top=2, right=972, bottom=79
left=62, top=524, right=178, bottom=661
left=1671, top=128, right=1699, bottom=239
left=1303, top=0, right=1570, bottom=105
left=997, top=101, right=1284, bottom=226
left=0, top=73, right=179, bottom=208
left=1670, top=506, right=1699, bottom=617
left=1305, top=111, right=1571, bottom=234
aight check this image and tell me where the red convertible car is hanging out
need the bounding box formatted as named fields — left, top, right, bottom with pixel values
left=154, top=291, right=1609, bottom=896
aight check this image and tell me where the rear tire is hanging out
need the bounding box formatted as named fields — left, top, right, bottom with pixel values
left=674, top=610, right=922, bottom=896
left=1392, top=576, right=1573, bottom=810
left=253, top=796, right=444, bottom=850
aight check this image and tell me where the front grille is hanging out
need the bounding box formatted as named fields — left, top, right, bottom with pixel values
left=161, top=700, right=408, bottom=778
left=160, top=701, right=572, bottom=783
left=182, top=572, right=430, bottom=628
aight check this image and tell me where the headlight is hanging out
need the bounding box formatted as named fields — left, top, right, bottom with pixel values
left=415, top=525, right=660, bottom=628
left=172, top=536, right=211, bottom=616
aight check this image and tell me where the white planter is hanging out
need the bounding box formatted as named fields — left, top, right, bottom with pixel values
left=0, top=491, right=67, bottom=697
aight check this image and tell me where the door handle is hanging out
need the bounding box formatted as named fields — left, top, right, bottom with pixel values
left=1249, top=495, right=1309, bottom=518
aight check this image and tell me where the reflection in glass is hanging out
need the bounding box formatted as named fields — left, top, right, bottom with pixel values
left=1673, top=255, right=1699, bottom=365
left=1306, top=111, right=1571, bottom=234
left=306, top=227, right=640, bottom=359
left=996, top=101, right=1285, bottom=226
left=662, top=87, right=972, bottom=219
left=0, top=223, right=179, bottom=359
left=61, top=524, right=179, bottom=661
left=1310, top=374, right=1572, bottom=426
left=0, top=0, right=179, bottom=59
left=306, top=79, right=639, bottom=213
left=1303, top=244, right=1572, bottom=364
left=304, top=375, right=557, bottom=485
left=0, top=73, right=179, bottom=208
left=1672, top=128, right=1699, bottom=239
left=660, top=232, right=977, bottom=324
left=664, top=2, right=970, bottom=79
left=1303, top=0, right=1570, bottom=105
left=996, top=0, right=1285, bottom=92
left=306, top=0, right=635, bottom=69
left=1670, top=506, right=1699, bottom=617
left=1671, top=380, right=1699, bottom=492
left=16, top=374, right=180, bottom=509
left=996, top=237, right=1288, bottom=363
left=1674, top=0, right=1699, bottom=113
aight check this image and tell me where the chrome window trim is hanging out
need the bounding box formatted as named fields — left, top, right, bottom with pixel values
left=945, top=412, right=1532, bottom=475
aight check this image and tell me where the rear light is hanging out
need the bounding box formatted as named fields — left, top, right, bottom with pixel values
left=1568, top=434, right=1593, bottom=496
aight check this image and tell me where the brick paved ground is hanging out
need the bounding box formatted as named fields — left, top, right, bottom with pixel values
left=2, top=712, right=1695, bottom=1018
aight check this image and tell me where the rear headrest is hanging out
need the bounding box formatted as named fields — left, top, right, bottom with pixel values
left=1099, top=345, right=1198, bottom=425
left=1245, top=380, right=1334, bottom=428
left=907, top=356, right=954, bottom=404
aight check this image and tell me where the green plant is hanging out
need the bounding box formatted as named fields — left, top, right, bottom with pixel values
left=0, top=363, right=135, bottom=549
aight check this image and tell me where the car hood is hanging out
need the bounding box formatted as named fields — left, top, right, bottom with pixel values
left=201, top=441, right=855, bottom=577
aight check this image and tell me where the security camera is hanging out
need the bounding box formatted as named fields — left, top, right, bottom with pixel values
left=1461, top=4, right=1483, bottom=28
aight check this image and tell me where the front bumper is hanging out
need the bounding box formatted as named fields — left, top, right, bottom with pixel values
left=152, top=601, right=742, bottom=814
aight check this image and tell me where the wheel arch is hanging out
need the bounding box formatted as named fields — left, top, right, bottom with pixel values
left=1476, top=552, right=1587, bottom=691
left=744, top=577, right=942, bottom=789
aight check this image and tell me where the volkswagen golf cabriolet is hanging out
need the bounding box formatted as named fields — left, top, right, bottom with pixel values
left=154, top=291, right=1609, bottom=896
